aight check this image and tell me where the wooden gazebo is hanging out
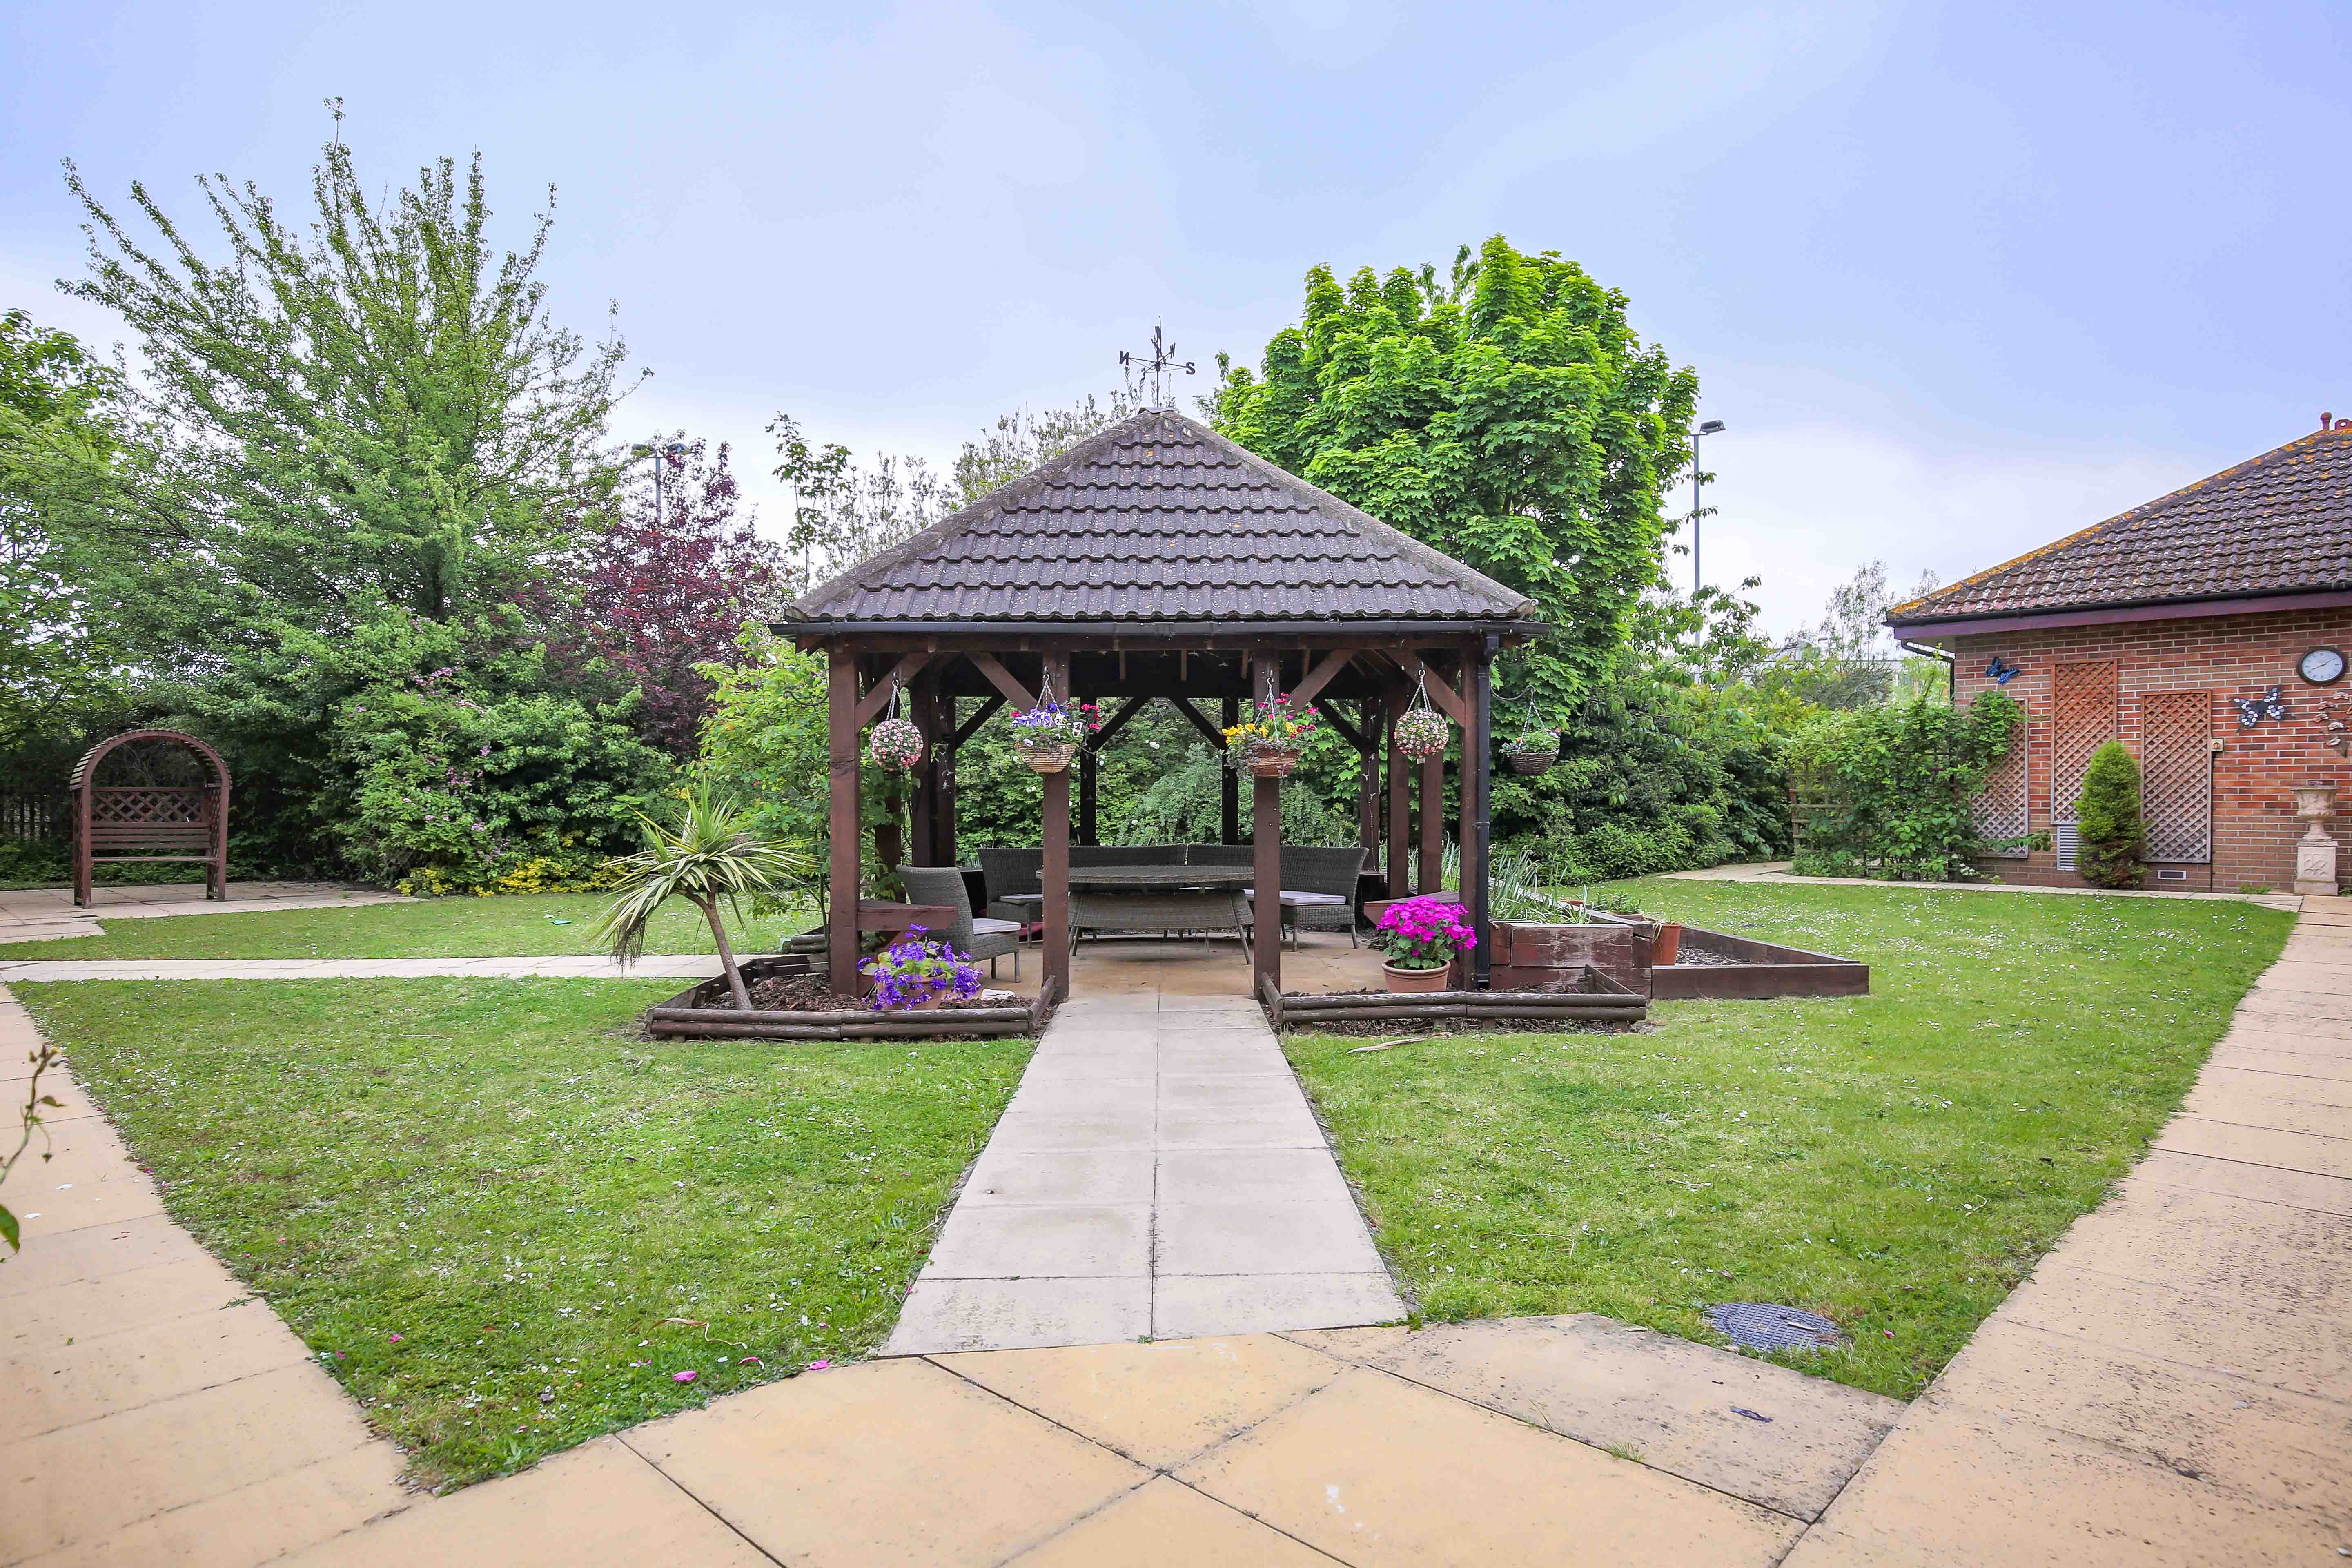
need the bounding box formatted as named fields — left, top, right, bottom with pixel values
left=780, top=408, right=1545, bottom=1005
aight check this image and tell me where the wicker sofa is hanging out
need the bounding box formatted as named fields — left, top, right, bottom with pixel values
left=973, top=843, right=1365, bottom=944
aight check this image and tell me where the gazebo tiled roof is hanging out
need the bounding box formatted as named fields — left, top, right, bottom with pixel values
left=784, top=409, right=1538, bottom=630
left=1890, top=426, right=2352, bottom=630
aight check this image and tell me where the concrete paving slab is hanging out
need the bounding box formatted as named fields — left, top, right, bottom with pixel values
left=1157, top=1105, right=1327, bottom=1149
left=1158, top=1074, right=1310, bottom=1113
left=0, top=1299, right=311, bottom=1445
left=4, top=1253, right=250, bottom=1348
left=2155, top=1115, right=2352, bottom=1180
left=1004, top=1475, right=1333, bottom=1567
left=2051, top=1182, right=2352, bottom=1314
left=886, top=1276, right=1151, bottom=1355
left=1154, top=1273, right=1406, bottom=1340
left=0, top=1360, right=382, bottom=1562
left=1365, top=1314, right=1903, bottom=1523
left=285, top=1436, right=767, bottom=1567
left=2130, top=1147, right=2352, bottom=1215
left=1176, top=1365, right=1804, bottom=1565
left=1156, top=1043, right=1292, bottom=1076
left=1156, top=1200, right=1388, bottom=1276
left=624, top=1357, right=1149, bottom=1563
left=923, top=1203, right=1153, bottom=1278
left=1781, top=1386, right=2343, bottom=1568
left=0, top=1211, right=208, bottom=1299
left=986, top=1105, right=1159, bottom=1152
left=936, top=1334, right=1345, bottom=1468
left=960, top=1147, right=1156, bottom=1206
left=2002, top=1258, right=2352, bottom=1403
left=1928, top=1317, right=2352, bottom=1526
left=1156, top=1147, right=1356, bottom=1206
left=18, top=1443, right=409, bottom=1568
left=1279, top=1325, right=1413, bottom=1360
left=2208, top=1044, right=2352, bottom=1082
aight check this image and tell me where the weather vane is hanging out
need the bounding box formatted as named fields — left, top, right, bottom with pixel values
left=1118, top=324, right=1195, bottom=408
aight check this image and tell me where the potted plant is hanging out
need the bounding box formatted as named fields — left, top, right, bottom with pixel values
left=1223, top=693, right=1320, bottom=778
left=1503, top=725, right=1559, bottom=774
left=1394, top=705, right=1449, bottom=763
left=597, top=787, right=804, bottom=1014
left=860, top=924, right=983, bottom=1010
left=1008, top=700, right=1096, bottom=773
left=1373, top=893, right=1475, bottom=993
left=868, top=715, right=925, bottom=772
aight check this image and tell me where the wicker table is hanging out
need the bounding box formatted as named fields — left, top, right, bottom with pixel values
left=1038, top=866, right=1254, bottom=954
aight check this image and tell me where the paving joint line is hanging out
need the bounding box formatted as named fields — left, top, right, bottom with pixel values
left=615, top=1430, right=791, bottom=1568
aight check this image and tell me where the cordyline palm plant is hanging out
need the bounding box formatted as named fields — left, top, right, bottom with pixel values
left=597, top=788, right=803, bottom=1012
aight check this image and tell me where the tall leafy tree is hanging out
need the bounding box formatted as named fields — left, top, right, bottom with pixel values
left=0, top=311, right=129, bottom=757
left=56, top=110, right=634, bottom=654
left=1213, top=236, right=1698, bottom=704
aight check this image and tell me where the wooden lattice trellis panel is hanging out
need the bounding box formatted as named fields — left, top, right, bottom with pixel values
left=2050, top=660, right=2118, bottom=820
left=1974, top=735, right=2029, bottom=857
left=90, top=787, right=211, bottom=826
left=2140, top=690, right=2213, bottom=864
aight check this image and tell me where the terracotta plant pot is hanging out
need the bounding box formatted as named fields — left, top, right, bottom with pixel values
left=1651, top=922, right=1683, bottom=966
left=1505, top=749, right=1557, bottom=775
left=1247, top=748, right=1301, bottom=778
left=1382, top=961, right=1451, bottom=993
left=1020, top=743, right=1076, bottom=774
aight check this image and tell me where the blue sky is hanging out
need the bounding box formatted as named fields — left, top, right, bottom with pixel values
left=6, top=0, right=2346, bottom=631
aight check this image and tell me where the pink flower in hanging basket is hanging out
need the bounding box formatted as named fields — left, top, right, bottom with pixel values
left=867, top=716, right=925, bottom=771
left=1395, top=706, right=1450, bottom=762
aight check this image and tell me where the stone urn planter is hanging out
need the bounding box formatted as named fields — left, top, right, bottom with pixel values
left=1382, top=962, right=1451, bottom=993
left=2294, top=785, right=2339, bottom=895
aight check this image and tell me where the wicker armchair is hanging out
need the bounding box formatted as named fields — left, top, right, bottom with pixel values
left=1240, top=845, right=1367, bottom=949
left=894, top=865, right=1022, bottom=980
left=974, top=847, right=1044, bottom=925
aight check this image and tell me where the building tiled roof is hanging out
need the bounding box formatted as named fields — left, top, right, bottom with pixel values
left=784, top=409, right=1538, bottom=627
left=1889, top=428, right=2352, bottom=627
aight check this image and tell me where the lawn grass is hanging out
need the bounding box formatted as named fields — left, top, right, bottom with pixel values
left=0, top=892, right=815, bottom=961
left=15, top=980, right=1030, bottom=1489
left=1285, top=879, right=2292, bottom=1401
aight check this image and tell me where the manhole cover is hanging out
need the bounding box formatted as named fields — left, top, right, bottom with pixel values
left=1705, top=1302, right=1846, bottom=1352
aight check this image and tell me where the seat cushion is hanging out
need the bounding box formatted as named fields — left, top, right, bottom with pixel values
left=971, top=917, right=1024, bottom=936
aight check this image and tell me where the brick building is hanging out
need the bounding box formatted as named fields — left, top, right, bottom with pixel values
left=1887, top=421, right=2352, bottom=891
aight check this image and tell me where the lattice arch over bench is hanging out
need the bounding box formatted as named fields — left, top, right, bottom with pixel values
left=69, top=729, right=232, bottom=907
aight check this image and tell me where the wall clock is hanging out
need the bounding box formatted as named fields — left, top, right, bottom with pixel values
left=2300, top=646, right=2346, bottom=686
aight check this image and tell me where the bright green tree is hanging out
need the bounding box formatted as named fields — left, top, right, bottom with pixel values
left=1213, top=236, right=1699, bottom=706
left=55, top=108, right=633, bottom=653
left=2075, top=740, right=2145, bottom=889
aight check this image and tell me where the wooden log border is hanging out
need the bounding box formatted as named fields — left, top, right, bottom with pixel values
left=642, top=951, right=1045, bottom=1041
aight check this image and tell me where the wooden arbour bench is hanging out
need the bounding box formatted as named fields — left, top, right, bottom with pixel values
left=69, top=729, right=232, bottom=907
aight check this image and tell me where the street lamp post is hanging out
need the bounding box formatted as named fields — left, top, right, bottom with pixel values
left=1690, top=419, right=1725, bottom=596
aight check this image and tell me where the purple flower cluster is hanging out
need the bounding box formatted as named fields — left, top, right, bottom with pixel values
left=859, top=924, right=982, bottom=1010
left=1374, top=895, right=1475, bottom=969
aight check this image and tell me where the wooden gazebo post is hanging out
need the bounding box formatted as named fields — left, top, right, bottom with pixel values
left=1387, top=686, right=1411, bottom=898
left=826, top=647, right=862, bottom=992
left=1040, top=652, right=1073, bottom=1004
left=1252, top=651, right=1283, bottom=998
left=1469, top=636, right=1495, bottom=986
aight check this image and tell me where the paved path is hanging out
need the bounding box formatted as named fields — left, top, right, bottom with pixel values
left=0, top=956, right=722, bottom=982
left=1785, top=894, right=2352, bottom=1564
left=0, top=882, right=411, bottom=944
left=885, top=991, right=1407, bottom=1354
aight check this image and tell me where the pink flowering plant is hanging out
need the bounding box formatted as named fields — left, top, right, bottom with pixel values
left=866, top=716, right=924, bottom=771
left=1373, top=894, right=1476, bottom=971
left=860, top=924, right=983, bottom=1009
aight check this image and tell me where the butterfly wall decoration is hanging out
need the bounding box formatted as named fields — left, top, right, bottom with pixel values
left=1984, top=655, right=2021, bottom=686
left=2232, top=686, right=2290, bottom=728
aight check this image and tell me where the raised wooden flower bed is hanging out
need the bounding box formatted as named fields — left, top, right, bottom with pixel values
left=1264, top=966, right=1646, bottom=1029
left=1650, top=927, right=1869, bottom=1000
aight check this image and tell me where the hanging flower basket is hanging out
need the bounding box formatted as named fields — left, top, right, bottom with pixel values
left=1223, top=690, right=1321, bottom=777
left=1007, top=694, right=1096, bottom=775
left=1503, top=728, right=1559, bottom=775
left=1395, top=706, right=1450, bottom=762
left=868, top=716, right=926, bottom=772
